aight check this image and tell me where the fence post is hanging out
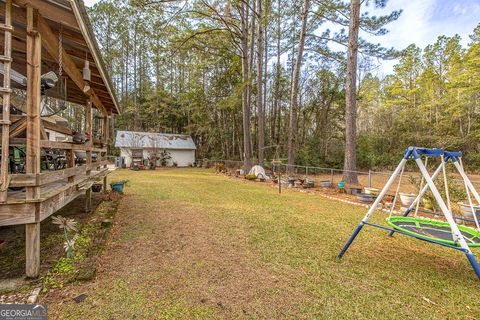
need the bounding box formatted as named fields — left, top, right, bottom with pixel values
left=368, top=170, right=372, bottom=188
left=331, top=169, right=334, bottom=184
left=306, top=166, right=308, bottom=176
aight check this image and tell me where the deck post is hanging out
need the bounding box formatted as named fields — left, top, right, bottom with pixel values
left=0, top=0, right=12, bottom=202
left=66, top=149, right=74, bottom=183
left=103, top=114, right=109, bottom=167
left=103, top=114, right=109, bottom=192
left=85, top=187, right=92, bottom=213
left=86, top=99, right=92, bottom=176
left=85, top=99, right=92, bottom=212
left=25, top=6, right=41, bottom=278
left=103, top=175, right=108, bottom=193
left=26, top=222, right=40, bottom=278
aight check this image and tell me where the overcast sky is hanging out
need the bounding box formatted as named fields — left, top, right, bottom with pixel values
left=83, top=0, right=480, bottom=75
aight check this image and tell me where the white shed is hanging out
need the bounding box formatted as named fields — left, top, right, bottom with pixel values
left=115, top=131, right=196, bottom=167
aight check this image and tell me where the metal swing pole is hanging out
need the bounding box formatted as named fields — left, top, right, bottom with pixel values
left=452, top=158, right=480, bottom=228
left=337, top=158, right=408, bottom=259
left=414, top=151, right=480, bottom=279
left=387, top=160, right=445, bottom=237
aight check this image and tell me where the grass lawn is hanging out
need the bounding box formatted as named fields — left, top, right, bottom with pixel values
left=45, top=168, right=480, bottom=319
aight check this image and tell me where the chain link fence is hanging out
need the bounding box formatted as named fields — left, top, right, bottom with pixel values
left=201, top=159, right=480, bottom=192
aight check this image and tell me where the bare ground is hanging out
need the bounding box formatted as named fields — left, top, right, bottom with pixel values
left=44, top=185, right=305, bottom=319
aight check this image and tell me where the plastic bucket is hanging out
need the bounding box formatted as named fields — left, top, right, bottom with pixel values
left=110, top=182, right=124, bottom=193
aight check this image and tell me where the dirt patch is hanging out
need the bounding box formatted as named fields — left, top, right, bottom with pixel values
left=0, top=194, right=105, bottom=284
left=44, top=192, right=305, bottom=318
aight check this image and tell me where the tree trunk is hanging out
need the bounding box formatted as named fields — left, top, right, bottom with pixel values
left=343, top=0, right=361, bottom=184
left=287, top=0, right=309, bottom=172
left=272, top=0, right=281, bottom=145
left=241, top=1, right=253, bottom=171
left=257, top=0, right=265, bottom=166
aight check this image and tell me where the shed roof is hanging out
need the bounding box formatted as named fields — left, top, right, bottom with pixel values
left=1, top=0, right=119, bottom=115
left=115, top=131, right=197, bottom=150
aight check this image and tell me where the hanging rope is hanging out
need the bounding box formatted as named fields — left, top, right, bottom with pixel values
left=459, top=158, right=480, bottom=230
left=414, top=157, right=428, bottom=217
left=389, top=161, right=406, bottom=218
left=441, top=155, right=453, bottom=218
left=58, top=25, right=63, bottom=84
left=41, top=25, right=66, bottom=117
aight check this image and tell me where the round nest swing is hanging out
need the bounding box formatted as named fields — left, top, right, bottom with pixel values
left=386, top=216, right=480, bottom=247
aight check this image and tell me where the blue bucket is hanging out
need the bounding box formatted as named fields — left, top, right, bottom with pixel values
left=110, top=182, right=124, bottom=193
left=337, top=181, right=345, bottom=188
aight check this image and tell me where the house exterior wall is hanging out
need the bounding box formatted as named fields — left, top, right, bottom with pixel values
left=120, top=148, right=195, bottom=167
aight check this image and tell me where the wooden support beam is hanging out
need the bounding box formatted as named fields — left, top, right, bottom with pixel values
left=66, top=149, right=74, bottom=183
left=85, top=187, right=91, bottom=213
left=25, top=5, right=41, bottom=279
left=0, top=0, right=12, bottom=202
left=42, top=119, right=72, bottom=136
left=103, top=115, right=109, bottom=168
left=38, top=185, right=84, bottom=221
left=10, top=173, right=37, bottom=187
left=40, top=122, right=47, bottom=140
left=103, top=175, right=107, bottom=193
left=25, top=222, right=40, bottom=278
left=0, top=202, right=35, bottom=226
left=85, top=99, right=92, bottom=212
left=9, top=117, right=26, bottom=137
left=39, top=165, right=86, bottom=186
left=25, top=6, right=40, bottom=200
left=86, top=99, right=92, bottom=175
left=13, top=0, right=79, bottom=30
left=36, top=14, right=108, bottom=116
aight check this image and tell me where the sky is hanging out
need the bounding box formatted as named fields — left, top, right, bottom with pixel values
left=83, top=0, right=480, bottom=75
left=360, top=0, right=480, bottom=75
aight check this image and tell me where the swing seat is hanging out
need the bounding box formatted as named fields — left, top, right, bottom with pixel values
left=386, top=216, right=480, bottom=247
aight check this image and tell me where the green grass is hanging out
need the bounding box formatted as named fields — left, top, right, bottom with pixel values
left=50, top=168, right=480, bottom=319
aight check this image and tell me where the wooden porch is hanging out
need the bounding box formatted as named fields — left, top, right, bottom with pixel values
left=0, top=0, right=119, bottom=277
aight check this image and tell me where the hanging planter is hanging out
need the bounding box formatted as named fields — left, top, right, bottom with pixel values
left=92, top=184, right=102, bottom=193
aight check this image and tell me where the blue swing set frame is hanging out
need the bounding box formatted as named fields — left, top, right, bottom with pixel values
left=337, top=147, right=480, bottom=279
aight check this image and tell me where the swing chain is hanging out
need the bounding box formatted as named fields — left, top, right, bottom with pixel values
left=58, top=25, right=63, bottom=79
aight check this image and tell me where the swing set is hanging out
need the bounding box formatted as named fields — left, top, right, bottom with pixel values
left=338, top=147, right=480, bottom=279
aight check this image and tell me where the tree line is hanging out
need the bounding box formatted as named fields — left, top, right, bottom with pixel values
left=87, top=0, right=480, bottom=179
